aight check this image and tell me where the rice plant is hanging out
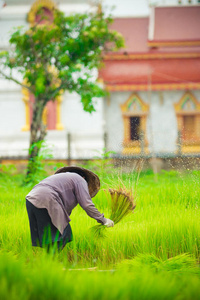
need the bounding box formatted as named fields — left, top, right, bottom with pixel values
left=1, top=167, right=200, bottom=299
left=91, top=187, right=136, bottom=237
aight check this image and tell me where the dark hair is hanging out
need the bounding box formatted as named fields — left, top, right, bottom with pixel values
left=69, top=170, right=88, bottom=182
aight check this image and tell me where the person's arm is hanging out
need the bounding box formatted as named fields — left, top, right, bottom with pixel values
left=74, top=180, right=113, bottom=227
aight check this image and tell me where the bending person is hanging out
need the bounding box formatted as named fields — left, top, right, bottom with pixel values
left=26, top=166, right=114, bottom=251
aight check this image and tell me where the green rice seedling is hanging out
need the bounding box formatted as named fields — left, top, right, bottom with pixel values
left=1, top=168, right=200, bottom=299
left=1, top=250, right=200, bottom=300
left=91, top=187, right=136, bottom=237
left=117, top=253, right=200, bottom=275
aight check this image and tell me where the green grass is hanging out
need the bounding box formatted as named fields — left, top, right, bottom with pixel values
left=0, top=166, right=200, bottom=299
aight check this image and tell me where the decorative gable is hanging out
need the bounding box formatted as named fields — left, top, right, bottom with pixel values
left=120, top=93, right=149, bottom=115
left=28, top=0, right=56, bottom=26
left=174, top=92, right=200, bottom=113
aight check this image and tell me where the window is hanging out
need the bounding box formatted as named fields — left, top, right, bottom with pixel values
left=182, top=115, right=195, bottom=141
left=120, top=93, right=149, bottom=155
left=21, top=86, right=64, bottom=131
left=130, top=117, right=140, bottom=141
left=174, top=92, right=200, bottom=153
left=29, top=95, right=57, bottom=130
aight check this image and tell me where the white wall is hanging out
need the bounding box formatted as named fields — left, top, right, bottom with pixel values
left=146, top=91, right=178, bottom=154
left=61, top=91, right=104, bottom=158
left=103, top=0, right=149, bottom=17
left=0, top=89, right=24, bottom=135
left=103, top=91, right=128, bottom=153
left=0, top=85, right=30, bottom=157
left=102, top=0, right=199, bottom=18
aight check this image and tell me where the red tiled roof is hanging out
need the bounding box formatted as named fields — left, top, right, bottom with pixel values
left=100, top=6, right=200, bottom=90
left=100, top=58, right=200, bottom=86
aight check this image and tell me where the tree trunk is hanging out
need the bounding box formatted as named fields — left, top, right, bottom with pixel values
left=26, top=98, right=47, bottom=182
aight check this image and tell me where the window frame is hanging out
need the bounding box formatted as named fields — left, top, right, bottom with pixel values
left=120, top=93, right=149, bottom=154
left=174, top=91, right=200, bottom=152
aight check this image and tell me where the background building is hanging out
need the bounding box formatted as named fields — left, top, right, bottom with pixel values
left=0, top=0, right=104, bottom=160
left=0, top=0, right=200, bottom=164
left=99, top=4, right=200, bottom=158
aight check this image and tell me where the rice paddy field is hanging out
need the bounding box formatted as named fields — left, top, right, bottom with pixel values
left=0, top=163, right=200, bottom=300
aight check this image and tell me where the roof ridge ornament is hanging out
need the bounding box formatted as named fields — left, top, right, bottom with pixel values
left=27, top=0, right=57, bottom=26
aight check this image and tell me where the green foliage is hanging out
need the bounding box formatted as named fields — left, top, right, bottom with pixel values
left=118, top=253, right=199, bottom=275
left=80, top=148, right=116, bottom=181
left=0, top=9, right=124, bottom=111
left=24, top=140, right=53, bottom=186
left=0, top=164, right=17, bottom=175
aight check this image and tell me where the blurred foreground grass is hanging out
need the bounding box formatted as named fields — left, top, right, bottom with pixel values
left=0, top=165, right=200, bottom=299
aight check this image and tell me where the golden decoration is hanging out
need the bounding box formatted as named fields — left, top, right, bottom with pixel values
left=55, top=93, right=64, bottom=130
left=28, top=0, right=57, bottom=26
left=21, top=83, right=30, bottom=131
left=103, top=52, right=200, bottom=61
left=105, top=82, right=200, bottom=92
left=148, top=40, right=200, bottom=48
left=174, top=91, right=200, bottom=113
left=120, top=93, right=149, bottom=113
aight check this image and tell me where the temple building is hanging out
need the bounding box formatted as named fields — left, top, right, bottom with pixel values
left=0, top=0, right=200, bottom=162
left=99, top=4, right=200, bottom=157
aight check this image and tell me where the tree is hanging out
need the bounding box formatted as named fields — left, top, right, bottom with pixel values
left=0, top=7, right=124, bottom=182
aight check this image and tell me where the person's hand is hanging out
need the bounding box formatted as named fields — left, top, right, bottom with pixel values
left=104, top=218, right=114, bottom=227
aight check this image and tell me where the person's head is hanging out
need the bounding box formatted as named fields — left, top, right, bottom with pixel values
left=54, top=166, right=100, bottom=198
left=73, top=170, right=86, bottom=180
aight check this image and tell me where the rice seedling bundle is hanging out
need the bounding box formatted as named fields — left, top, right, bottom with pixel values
left=92, top=187, right=136, bottom=237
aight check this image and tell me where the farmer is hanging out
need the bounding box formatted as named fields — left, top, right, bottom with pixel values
left=26, top=166, right=114, bottom=251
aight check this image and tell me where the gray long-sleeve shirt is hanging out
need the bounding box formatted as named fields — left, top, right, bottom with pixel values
left=26, top=172, right=106, bottom=234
